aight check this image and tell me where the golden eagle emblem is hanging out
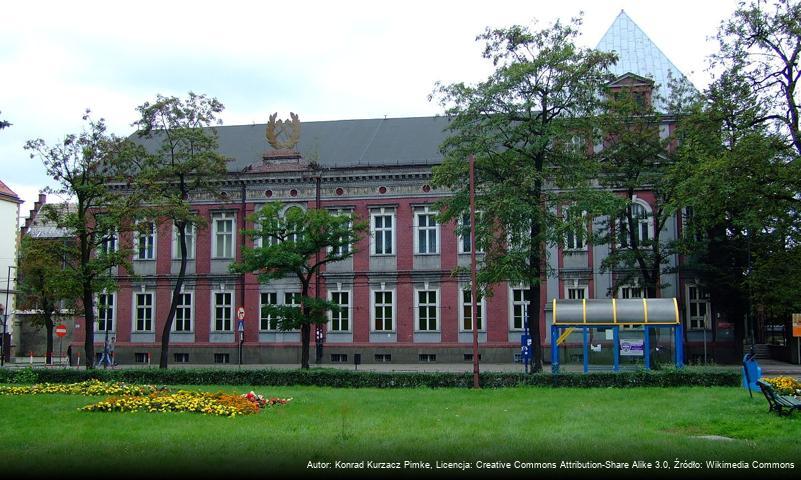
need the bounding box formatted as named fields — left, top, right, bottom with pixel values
left=266, top=112, right=301, bottom=150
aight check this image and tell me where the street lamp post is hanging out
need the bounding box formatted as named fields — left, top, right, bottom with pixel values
left=2, top=265, right=17, bottom=367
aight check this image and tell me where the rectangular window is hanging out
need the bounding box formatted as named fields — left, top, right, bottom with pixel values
left=136, top=222, right=156, bottom=260
left=172, top=224, right=195, bottom=259
left=134, top=352, right=149, bottom=363
left=214, top=353, right=230, bottom=364
left=214, top=292, right=233, bottom=332
left=567, top=286, right=587, bottom=300
left=459, top=213, right=484, bottom=254
left=564, top=209, right=588, bottom=251
left=174, top=353, right=189, bottom=363
left=373, top=290, right=394, bottom=331
left=464, top=353, right=482, bottom=361
left=414, top=206, right=438, bottom=254
left=174, top=292, right=192, bottom=332
left=375, top=353, right=392, bottom=363
left=97, top=293, right=115, bottom=333
left=260, top=292, right=278, bottom=331
left=511, top=288, right=531, bottom=330
left=134, top=292, right=153, bottom=332
left=371, top=208, right=394, bottom=255
left=99, top=228, right=117, bottom=255
left=618, top=203, right=650, bottom=248
left=619, top=285, right=644, bottom=330
left=329, top=208, right=353, bottom=256
left=461, top=288, right=483, bottom=331
left=416, top=289, right=438, bottom=331
left=418, top=353, right=437, bottom=363
left=212, top=212, right=235, bottom=258
left=330, top=291, right=351, bottom=332
left=331, top=353, right=348, bottom=363
left=688, top=285, right=710, bottom=330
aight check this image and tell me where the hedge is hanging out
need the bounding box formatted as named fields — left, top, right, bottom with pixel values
left=0, top=367, right=741, bottom=388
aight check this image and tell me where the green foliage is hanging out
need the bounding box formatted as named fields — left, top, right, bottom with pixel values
left=430, top=16, right=617, bottom=371
left=9, top=368, right=39, bottom=384
left=24, top=112, right=148, bottom=368
left=131, top=92, right=229, bottom=369
left=0, top=367, right=739, bottom=388
left=230, top=203, right=367, bottom=368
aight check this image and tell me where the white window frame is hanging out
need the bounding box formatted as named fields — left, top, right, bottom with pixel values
left=618, top=283, right=644, bottom=330
left=459, top=287, right=486, bottom=332
left=414, top=287, right=439, bottom=332
left=329, top=289, right=352, bottom=332
left=687, top=284, right=711, bottom=331
left=509, top=285, right=531, bottom=331
left=618, top=199, right=653, bottom=249
left=413, top=206, right=439, bottom=255
left=328, top=208, right=353, bottom=257
left=564, top=208, right=588, bottom=252
left=96, top=292, right=116, bottom=333
left=133, top=291, right=154, bottom=332
left=134, top=221, right=156, bottom=260
left=173, top=290, right=193, bottom=333
left=370, top=207, right=395, bottom=256
left=212, top=212, right=236, bottom=259
left=99, top=227, right=118, bottom=255
left=212, top=290, right=233, bottom=332
left=172, top=223, right=196, bottom=260
left=566, top=284, right=589, bottom=300
left=458, top=212, right=484, bottom=254
left=259, top=291, right=279, bottom=331
left=371, top=288, right=396, bottom=332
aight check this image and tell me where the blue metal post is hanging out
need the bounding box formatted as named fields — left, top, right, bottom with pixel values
left=643, top=325, right=651, bottom=370
left=551, top=325, right=559, bottom=374
left=613, top=326, right=620, bottom=373
left=675, top=324, right=684, bottom=368
left=583, top=326, right=589, bottom=373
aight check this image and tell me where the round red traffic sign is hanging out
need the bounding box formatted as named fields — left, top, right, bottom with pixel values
left=55, top=324, right=68, bottom=337
left=237, top=307, right=245, bottom=320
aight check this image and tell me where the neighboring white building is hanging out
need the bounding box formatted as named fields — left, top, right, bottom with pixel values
left=0, top=179, right=21, bottom=362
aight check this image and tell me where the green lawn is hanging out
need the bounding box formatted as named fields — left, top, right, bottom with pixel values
left=1, top=385, right=799, bottom=476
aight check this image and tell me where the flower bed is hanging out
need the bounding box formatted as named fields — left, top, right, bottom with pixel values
left=0, top=380, right=292, bottom=417
left=762, top=376, right=801, bottom=396
left=0, top=379, right=161, bottom=396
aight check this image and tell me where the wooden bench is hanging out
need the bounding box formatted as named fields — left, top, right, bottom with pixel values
left=756, top=380, right=801, bottom=416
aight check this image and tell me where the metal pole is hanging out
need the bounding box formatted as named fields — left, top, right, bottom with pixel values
left=469, top=155, right=480, bottom=389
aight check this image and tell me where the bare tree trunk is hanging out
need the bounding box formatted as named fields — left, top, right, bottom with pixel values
left=83, top=284, right=95, bottom=370
left=160, top=221, right=188, bottom=369
left=300, top=323, right=311, bottom=369
left=44, top=310, right=54, bottom=365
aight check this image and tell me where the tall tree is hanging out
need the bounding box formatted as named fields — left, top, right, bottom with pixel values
left=430, top=17, right=617, bottom=372
left=596, top=78, right=699, bottom=297
left=16, top=236, right=72, bottom=365
left=132, top=92, right=229, bottom=369
left=230, top=203, right=366, bottom=369
left=25, top=112, right=144, bottom=369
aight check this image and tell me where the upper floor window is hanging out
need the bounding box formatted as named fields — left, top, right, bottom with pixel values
left=370, top=208, right=395, bottom=255
left=566, top=285, right=588, bottom=300
left=172, top=223, right=195, bottom=260
left=99, top=228, right=118, bottom=256
left=212, top=212, right=235, bottom=259
left=564, top=208, right=588, bottom=251
left=414, top=206, right=438, bottom=254
left=328, top=208, right=353, bottom=257
left=458, top=213, right=484, bottom=254
left=618, top=201, right=651, bottom=249
left=135, top=222, right=156, bottom=260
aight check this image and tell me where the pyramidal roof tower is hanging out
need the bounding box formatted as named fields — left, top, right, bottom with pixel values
left=596, top=10, right=691, bottom=105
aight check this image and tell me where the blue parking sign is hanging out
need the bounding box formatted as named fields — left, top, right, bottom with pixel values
left=521, top=334, right=532, bottom=360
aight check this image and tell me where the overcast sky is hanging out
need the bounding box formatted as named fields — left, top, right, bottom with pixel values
left=1, top=0, right=741, bottom=220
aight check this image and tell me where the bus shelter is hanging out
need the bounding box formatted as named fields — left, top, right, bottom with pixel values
left=550, top=298, right=684, bottom=374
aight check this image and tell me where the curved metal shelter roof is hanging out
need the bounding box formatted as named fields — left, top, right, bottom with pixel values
left=552, top=298, right=680, bottom=326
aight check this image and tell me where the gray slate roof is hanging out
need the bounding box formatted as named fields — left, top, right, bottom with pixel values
left=596, top=10, right=691, bottom=106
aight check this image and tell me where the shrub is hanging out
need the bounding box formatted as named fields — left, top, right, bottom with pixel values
left=0, top=367, right=741, bottom=389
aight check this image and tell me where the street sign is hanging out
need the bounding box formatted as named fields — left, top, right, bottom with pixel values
left=237, top=307, right=246, bottom=320
left=55, top=324, right=67, bottom=337
left=792, top=314, right=801, bottom=337
left=520, top=334, right=532, bottom=360
left=237, top=319, right=245, bottom=332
